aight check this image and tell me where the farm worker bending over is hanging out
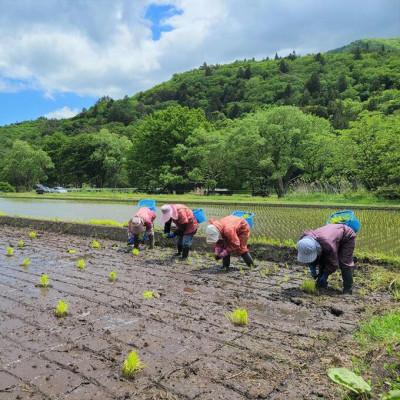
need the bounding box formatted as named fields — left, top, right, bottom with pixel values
left=206, top=216, right=255, bottom=270
left=296, top=224, right=356, bottom=294
left=161, top=204, right=198, bottom=260
left=128, top=207, right=156, bottom=250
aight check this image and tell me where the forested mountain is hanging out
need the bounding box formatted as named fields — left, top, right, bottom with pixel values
left=0, top=38, right=399, bottom=197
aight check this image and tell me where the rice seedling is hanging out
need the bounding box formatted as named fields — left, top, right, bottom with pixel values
left=109, top=271, right=117, bottom=282
left=54, top=300, right=69, bottom=317
left=226, top=308, right=248, bottom=326
left=301, top=279, right=317, bottom=294
left=67, top=249, right=76, bottom=254
left=21, top=258, right=31, bottom=267
left=76, top=259, right=86, bottom=270
left=6, top=247, right=14, bottom=256
left=90, top=239, right=101, bottom=249
left=132, top=248, right=140, bottom=256
left=121, top=350, right=144, bottom=377
left=39, top=274, right=49, bottom=288
left=17, top=240, right=25, bottom=248
left=143, top=290, right=154, bottom=299
left=88, top=219, right=123, bottom=227
left=28, top=231, right=37, bottom=239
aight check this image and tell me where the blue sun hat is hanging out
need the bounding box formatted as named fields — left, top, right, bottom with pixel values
left=296, top=236, right=321, bottom=264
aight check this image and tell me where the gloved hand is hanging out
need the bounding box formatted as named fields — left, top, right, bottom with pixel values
left=143, top=233, right=149, bottom=241
left=165, top=232, right=176, bottom=239
left=317, top=271, right=329, bottom=288
left=127, top=236, right=135, bottom=245
left=214, top=246, right=225, bottom=260
left=219, top=249, right=229, bottom=259
left=308, top=264, right=318, bottom=279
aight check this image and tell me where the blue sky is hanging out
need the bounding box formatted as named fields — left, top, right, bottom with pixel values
left=0, top=0, right=398, bottom=126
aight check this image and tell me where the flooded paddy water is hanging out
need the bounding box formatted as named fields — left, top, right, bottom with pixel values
left=0, top=225, right=397, bottom=399
left=0, top=197, right=400, bottom=256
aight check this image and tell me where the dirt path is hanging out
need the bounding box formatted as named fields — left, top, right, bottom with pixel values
left=0, top=226, right=393, bottom=399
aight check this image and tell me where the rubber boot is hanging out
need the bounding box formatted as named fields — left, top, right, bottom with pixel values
left=148, top=234, right=154, bottom=249
left=181, top=246, right=190, bottom=260
left=341, top=266, right=353, bottom=295
left=241, top=252, right=254, bottom=268
left=175, top=244, right=183, bottom=257
left=222, top=255, right=231, bottom=269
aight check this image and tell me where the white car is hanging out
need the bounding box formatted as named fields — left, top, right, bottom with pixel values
left=53, top=186, right=68, bottom=193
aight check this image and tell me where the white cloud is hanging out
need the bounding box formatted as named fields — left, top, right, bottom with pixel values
left=0, top=0, right=398, bottom=98
left=45, top=106, right=80, bottom=119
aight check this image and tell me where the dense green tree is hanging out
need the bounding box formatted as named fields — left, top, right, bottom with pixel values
left=127, top=105, right=209, bottom=190
left=0, top=140, right=54, bottom=190
left=305, top=72, right=321, bottom=95
left=279, top=59, right=289, bottom=73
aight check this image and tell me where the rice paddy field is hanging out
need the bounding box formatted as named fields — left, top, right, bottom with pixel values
left=1, top=197, right=399, bottom=257
left=0, top=225, right=398, bottom=400
left=197, top=204, right=400, bottom=257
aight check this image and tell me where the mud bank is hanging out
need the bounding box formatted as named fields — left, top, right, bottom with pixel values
left=0, top=225, right=397, bottom=399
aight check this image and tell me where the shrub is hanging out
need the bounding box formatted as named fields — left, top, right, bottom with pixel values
left=132, top=248, right=140, bottom=256
left=0, top=182, right=15, bottom=192
left=28, top=231, right=37, bottom=239
left=375, top=185, right=400, bottom=200
left=6, top=247, right=14, bottom=256
left=17, top=240, right=25, bottom=248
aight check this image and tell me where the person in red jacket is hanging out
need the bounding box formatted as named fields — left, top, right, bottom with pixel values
left=296, top=223, right=356, bottom=294
left=161, top=204, right=198, bottom=260
left=206, top=215, right=254, bottom=269
left=127, top=207, right=156, bottom=250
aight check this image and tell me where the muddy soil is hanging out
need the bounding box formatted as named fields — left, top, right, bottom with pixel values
left=0, top=226, right=395, bottom=400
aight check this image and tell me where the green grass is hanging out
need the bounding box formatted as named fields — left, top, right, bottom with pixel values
left=355, top=310, right=400, bottom=348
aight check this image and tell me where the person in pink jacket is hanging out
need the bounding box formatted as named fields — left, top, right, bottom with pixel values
left=296, top=223, right=357, bottom=294
left=161, top=204, right=198, bottom=260
left=206, top=215, right=255, bottom=270
left=127, top=207, right=156, bottom=250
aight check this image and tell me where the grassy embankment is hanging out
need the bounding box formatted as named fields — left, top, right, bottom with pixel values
left=348, top=309, right=400, bottom=398
left=1, top=190, right=400, bottom=208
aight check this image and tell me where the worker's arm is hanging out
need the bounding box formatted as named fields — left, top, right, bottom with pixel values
left=164, top=219, right=172, bottom=234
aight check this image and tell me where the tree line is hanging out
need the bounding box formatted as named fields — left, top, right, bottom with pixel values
left=0, top=39, right=399, bottom=198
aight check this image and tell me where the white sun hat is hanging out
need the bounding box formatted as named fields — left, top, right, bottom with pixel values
left=206, top=224, right=221, bottom=244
